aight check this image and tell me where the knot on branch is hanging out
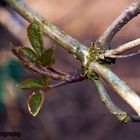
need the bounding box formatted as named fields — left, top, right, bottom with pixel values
left=87, top=44, right=116, bottom=66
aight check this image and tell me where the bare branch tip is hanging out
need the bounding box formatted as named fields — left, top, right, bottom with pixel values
left=96, top=0, right=140, bottom=49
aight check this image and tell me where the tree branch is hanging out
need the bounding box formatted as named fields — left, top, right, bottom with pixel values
left=10, top=46, right=64, bottom=80
left=104, top=50, right=140, bottom=59
left=94, top=79, right=140, bottom=122
left=5, top=0, right=140, bottom=120
left=45, top=74, right=85, bottom=90
left=94, top=79, right=128, bottom=122
left=104, top=38, right=140, bottom=57
left=48, top=67, right=68, bottom=75
left=96, top=1, right=140, bottom=48
left=88, top=62, right=140, bottom=116
left=4, top=0, right=88, bottom=64
left=11, top=45, right=85, bottom=84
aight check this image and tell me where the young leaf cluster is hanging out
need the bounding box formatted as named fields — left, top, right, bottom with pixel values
left=17, top=20, right=55, bottom=116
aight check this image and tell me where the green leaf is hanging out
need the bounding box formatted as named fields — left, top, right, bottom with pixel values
left=40, top=46, right=55, bottom=66
left=17, top=78, right=43, bottom=89
left=28, top=92, right=44, bottom=116
left=27, top=20, right=44, bottom=56
left=19, top=47, right=38, bottom=62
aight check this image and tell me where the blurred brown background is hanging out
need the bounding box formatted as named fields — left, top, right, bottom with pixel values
left=0, top=0, right=140, bottom=140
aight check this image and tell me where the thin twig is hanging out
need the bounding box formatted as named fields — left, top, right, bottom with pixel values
left=128, top=115, right=140, bottom=122
left=45, top=74, right=85, bottom=91
left=94, top=79, right=128, bottom=122
left=10, top=45, right=85, bottom=83
left=94, top=79, right=140, bottom=122
left=96, top=1, right=140, bottom=48
left=104, top=38, right=140, bottom=56
left=47, top=81, right=68, bottom=89
left=48, top=67, right=68, bottom=75
left=105, top=50, right=140, bottom=59
left=10, top=46, right=65, bottom=80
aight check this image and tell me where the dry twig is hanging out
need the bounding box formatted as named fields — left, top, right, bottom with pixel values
left=96, top=1, right=140, bottom=48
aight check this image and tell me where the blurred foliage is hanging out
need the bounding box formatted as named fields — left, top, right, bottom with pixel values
left=6, top=59, right=25, bottom=82
left=0, top=59, right=25, bottom=109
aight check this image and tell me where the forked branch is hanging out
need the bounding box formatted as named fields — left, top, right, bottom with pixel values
left=4, top=0, right=140, bottom=121
left=96, top=1, right=140, bottom=48
left=88, top=62, right=140, bottom=116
